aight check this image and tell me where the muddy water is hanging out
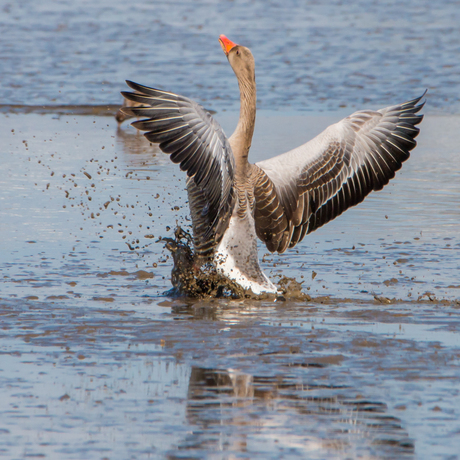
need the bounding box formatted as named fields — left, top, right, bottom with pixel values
left=1, top=111, right=460, bottom=459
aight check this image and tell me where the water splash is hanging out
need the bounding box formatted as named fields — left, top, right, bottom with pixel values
left=163, top=226, right=246, bottom=298
left=162, top=226, right=321, bottom=301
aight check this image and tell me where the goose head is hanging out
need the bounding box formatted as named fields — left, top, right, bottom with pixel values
left=219, top=34, right=255, bottom=85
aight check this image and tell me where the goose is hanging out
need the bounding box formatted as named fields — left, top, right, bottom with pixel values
left=120, top=35, right=424, bottom=295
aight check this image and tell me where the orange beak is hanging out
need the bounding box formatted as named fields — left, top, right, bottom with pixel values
left=219, top=34, right=238, bottom=56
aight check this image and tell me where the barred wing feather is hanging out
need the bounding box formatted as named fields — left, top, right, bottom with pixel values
left=253, top=94, right=425, bottom=253
left=121, top=80, right=236, bottom=257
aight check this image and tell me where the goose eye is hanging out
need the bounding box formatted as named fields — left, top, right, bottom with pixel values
left=236, top=50, right=240, bottom=55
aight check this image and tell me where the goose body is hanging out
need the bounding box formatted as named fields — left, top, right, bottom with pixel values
left=214, top=200, right=278, bottom=294
left=121, top=35, right=424, bottom=295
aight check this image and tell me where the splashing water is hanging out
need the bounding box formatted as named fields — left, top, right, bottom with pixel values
left=163, top=226, right=318, bottom=301
left=163, top=226, right=246, bottom=298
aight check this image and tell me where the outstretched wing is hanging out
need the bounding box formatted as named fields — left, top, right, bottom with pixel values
left=121, top=81, right=235, bottom=257
left=253, top=94, right=425, bottom=253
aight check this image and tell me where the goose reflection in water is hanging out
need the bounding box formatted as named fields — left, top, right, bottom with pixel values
left=178, top=366, right=414, bottom=458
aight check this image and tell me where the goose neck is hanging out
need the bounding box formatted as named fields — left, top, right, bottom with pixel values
left=233, top=76, right=256, bottom=171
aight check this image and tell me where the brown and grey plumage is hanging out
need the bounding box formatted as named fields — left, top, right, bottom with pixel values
left=120, top=35, right=424, bottom=295
left=121, top=81, right=236, bottom=260
left=253, top=96, right=425, bottom=253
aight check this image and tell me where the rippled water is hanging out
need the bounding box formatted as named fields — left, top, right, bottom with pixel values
left=1, top=0, right=460, bottom=113
left=1, top=1, right=460, bottom=458
left=4, top=296, right=459, bottom=459
left=1, top=111, right=460, bottom=459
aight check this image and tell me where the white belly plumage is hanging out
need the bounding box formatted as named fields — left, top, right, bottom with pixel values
left=213, top=212, right=278, bottom=295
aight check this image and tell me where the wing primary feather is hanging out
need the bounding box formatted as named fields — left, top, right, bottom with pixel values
left=121, top=81, right=236, bottom=257
left=255, top=93, right=424, bottom=252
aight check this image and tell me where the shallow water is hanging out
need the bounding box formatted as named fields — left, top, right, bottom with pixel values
left=2, top=112, right=459, bottom=301
left=2, top=296, right=459, bottom=459
left=2, top=0, right=460, bottom=458
left=1, top=111, right=460, bottom=459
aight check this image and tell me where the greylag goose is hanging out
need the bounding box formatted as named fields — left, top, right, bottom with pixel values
left=120, top=35, right=424, bottom=295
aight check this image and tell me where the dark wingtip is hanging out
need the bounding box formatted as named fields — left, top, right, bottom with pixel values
left=125, top=80, right=139, bottom=91
left=120, top=91, right=143, bottom=104
left=415, top=89, right=428, bottom=103
left=414, top=90, right=427, bottom=122
left=402, top=90, right=427, bottom=110
left=416, top=89, right=428, bottom=111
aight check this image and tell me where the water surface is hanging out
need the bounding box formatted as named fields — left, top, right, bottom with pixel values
left=1, top=112, right=459, bottom=459
left=1, top=0, right=460, bottom=458
left=1, top=0, right=460, bottom=113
